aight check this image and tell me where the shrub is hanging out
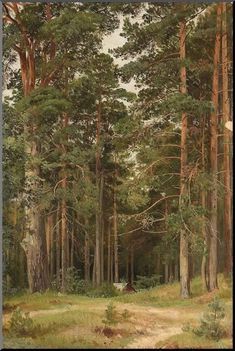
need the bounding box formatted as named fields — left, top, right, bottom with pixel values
left=135, top=274, right=161, bottom=290
left=65, top=267, right=89, bottom=294
left=52, top=267, right=91, bottom=294
left=192, top=297, right=226, bottom=341
left=8, top=307, right=36, bottom=337
left=102, top=302, right=119, bottom=326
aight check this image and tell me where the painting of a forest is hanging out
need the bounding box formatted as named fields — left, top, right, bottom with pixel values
left=2, top=1, right=233, bottom=349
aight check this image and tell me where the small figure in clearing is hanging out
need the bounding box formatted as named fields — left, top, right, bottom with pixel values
left=123, top=282, right=137, bottom=293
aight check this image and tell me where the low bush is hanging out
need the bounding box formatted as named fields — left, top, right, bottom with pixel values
left=8, top=307, right=37, bottom=337
left=102, top=302, right=119, bottom=326
left=192, top=297, right=226, bottom=341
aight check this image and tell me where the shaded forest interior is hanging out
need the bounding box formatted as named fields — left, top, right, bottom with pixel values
left=3, top=2, right=233, bottom=297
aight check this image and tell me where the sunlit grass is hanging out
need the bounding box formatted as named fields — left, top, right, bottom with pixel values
left=155, top=332, right=233, bottom=349
left=114, top=274, right=232, bottom=308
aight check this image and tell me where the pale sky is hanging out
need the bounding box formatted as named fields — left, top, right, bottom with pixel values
left=102, top=15, right=137, bottom=94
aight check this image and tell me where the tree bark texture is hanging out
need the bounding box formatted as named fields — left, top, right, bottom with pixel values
left=179, top=20, right=190, bottom=298
left=221, top=2, right=232, bottom=276
left=208, top=4, right=222, bottom=291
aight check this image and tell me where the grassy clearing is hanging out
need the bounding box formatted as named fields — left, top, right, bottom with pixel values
left=4, top=308, right=135, bottom=349
left=3, top=275, right=232, bottom=349
left=3, top=298, right=136, bottom=349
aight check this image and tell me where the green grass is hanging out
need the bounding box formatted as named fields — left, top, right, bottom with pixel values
left=3, top=306, right=134, bottom=349
left=3, top=292, right=106, bottom=312
left=155, top=332, right=233, bottom=349
left=114, top=274, right=232, bottom=308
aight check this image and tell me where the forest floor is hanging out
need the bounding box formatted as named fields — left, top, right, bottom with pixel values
left=2, top=275, right=233, bottom=349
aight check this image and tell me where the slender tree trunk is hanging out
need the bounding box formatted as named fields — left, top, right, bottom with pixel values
left=46, top=216, right=50, bottom=273
left=131, top=246, right=134, bottom=284
left=156, top=253, right=161, bottom=276
left=61, top=110, right=69, bottom=292
left=164, top=263, right=169, bottom=284
left=92, top=252, right=96, bottom=286
left=174, top=261, right=179, bottom=282
left=56, top=204, right=61, bottom=289
left=113, top=156, right=119, bottom=283
left=84, top=225, right=90, bottom=282
left=126, top=251, right=129, bottom=282
left=107, top=219, right=111, bottom=283
left=49, top=214, right=54, bottom=280
left=110, top=244, right=114, bottom=284
left=113, top=189, right=119, bottom=283
left=201, top=116, right=209, bottom=292
left=95, top=100, right=102, bottom=286
left=189, top=254, right=194, bottom=281
left=179, top=19, right=190, bottom=298
left=201, top=188, right=209, bottom=291
left=221, top=2, right=232, bottom=276
left=61, top=193, right=67, bottom=292
left=70, top=221, right=74, bottom=268
left=208, top=4, right=222, bottom=291
left=100, top=175, right=104, bottom=284
left=169, top=263, right=174, bottom=283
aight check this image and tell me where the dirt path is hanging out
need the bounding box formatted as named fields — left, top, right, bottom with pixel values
left=123, top=304, right=194, bottom=349
left=127, top=324, right=182, bottom=349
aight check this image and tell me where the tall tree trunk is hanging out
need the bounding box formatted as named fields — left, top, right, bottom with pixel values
left=4, top=2, right=51, bottom=293
left=179, top=20, right=190, bottom=298
left=61, top=193, right=67, bottom=292
left=221, top=2, right=232, bottom=276
left=201, top=115, right=209, bottom=292
left=95, top=100, right=102, bottom=286
left=56, top=205, right=61, bottom=289
left=61, top=110, right=69, bottom=292
left=208, top=4, right=222, bottom=291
